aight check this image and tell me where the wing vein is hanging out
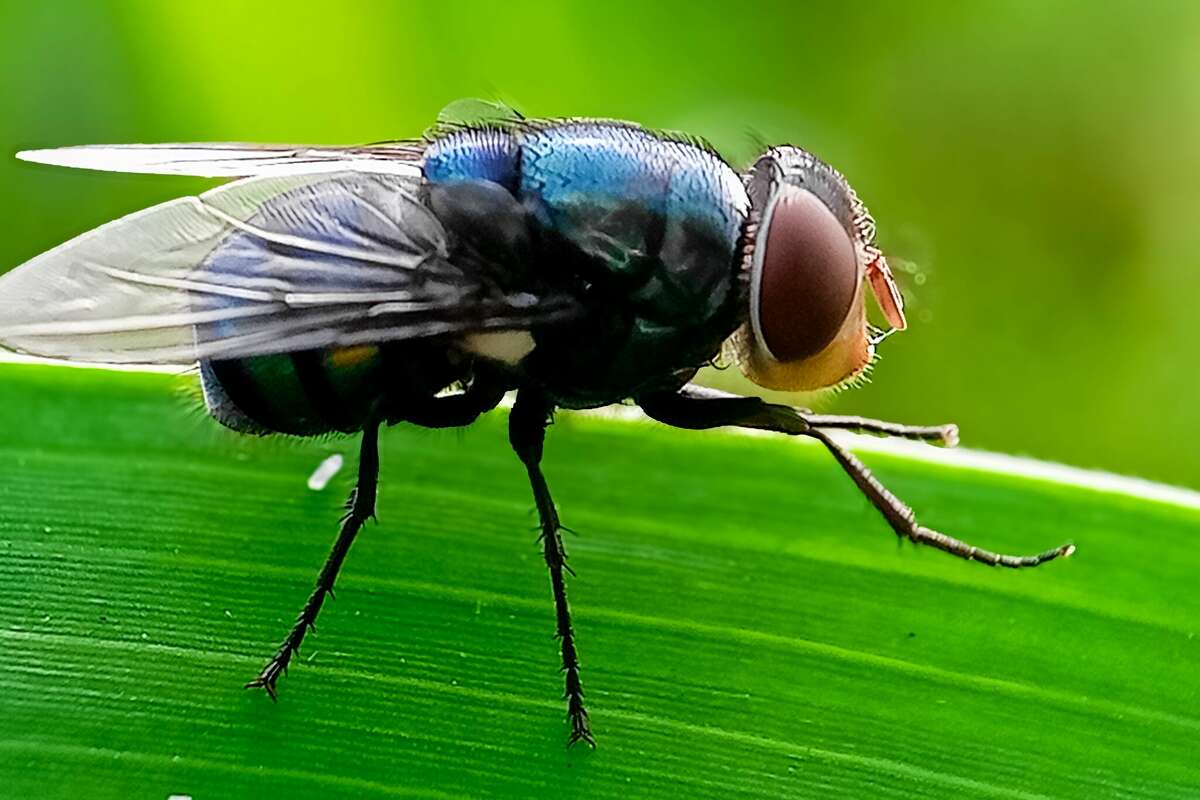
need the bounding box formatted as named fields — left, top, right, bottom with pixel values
left=0, top=305, right=280, bottom=336
left=190, top=197, right=427, bottom=270
left=93, top=264, right=278, bottom=302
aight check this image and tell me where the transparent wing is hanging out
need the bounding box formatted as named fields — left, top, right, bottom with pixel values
left=16, top=142, right=426, bottom=178
left=0, top=172, right=578, bottom=364
left=14, top=98, right=526, bottom=179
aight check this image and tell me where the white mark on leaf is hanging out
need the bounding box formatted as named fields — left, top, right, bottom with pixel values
left=307, top=453, right=344, bottom=491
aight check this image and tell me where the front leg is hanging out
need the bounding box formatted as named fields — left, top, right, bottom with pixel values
left=638, top=385, right=1074, bottom=568
left=509, top=388, right=594, bottom=747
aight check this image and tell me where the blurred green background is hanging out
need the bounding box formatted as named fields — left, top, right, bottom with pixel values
left=1, top=0, right=1197, bottom=487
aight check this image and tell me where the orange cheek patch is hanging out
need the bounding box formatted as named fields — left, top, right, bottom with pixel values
left=735, top=285, right=873, bottom=392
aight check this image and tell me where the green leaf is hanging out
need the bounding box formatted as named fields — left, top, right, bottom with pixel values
left=1, top=362, right=1197, bottom=798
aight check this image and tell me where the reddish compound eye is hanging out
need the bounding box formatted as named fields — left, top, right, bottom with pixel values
left=753, top=184, right=859, bottom=362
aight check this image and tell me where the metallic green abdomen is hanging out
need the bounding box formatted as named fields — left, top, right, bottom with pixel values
left=200, top=345, right=383, bottom=435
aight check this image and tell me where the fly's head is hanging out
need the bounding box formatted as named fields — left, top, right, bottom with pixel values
left=728, top=146, right=907, bottom=392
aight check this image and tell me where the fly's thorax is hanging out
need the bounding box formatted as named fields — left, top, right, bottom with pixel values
left=421, top=119, right=752, bottom=407
left=517, top=122, right=748, bottom=261
left=511, top=122, right=750, bottom=407
left=526, top=313, right=735, bottom=410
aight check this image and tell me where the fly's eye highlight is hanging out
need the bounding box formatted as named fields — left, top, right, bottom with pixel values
left=751, top=183, right=859, bottom=362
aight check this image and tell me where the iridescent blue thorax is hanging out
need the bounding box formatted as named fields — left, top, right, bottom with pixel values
left=426, top=121, right=751, bottom=408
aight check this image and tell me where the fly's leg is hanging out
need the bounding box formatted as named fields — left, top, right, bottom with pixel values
left=803, top=426, right=1073, bottom=566
left=641, top=384, right=955, bottom=443
left=394, top=382, right=506, bottom=429
left=245, top=379, right=505, bottom=700
left=799, top=413, right=958, bottom=447
left=509, top=389, right=595, bottom=748
left=246, top=408, right=383, bottom=699
left=638, top=384, right=1074, bottom=568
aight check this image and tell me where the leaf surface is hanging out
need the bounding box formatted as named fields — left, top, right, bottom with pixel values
left=0, top=363, right=1196, bottom=799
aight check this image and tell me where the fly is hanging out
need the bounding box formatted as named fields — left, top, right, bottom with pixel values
left=1, top=99, right=1073, bottom=747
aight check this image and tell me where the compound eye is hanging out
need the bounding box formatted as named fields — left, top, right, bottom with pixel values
left=753, top=184, right=859, bottom=361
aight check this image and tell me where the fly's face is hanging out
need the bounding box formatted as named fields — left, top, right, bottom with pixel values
left=729, top=146, right=907, bottom=392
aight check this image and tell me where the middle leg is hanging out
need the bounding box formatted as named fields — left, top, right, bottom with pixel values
left=509, top=388, right=594, bottom=747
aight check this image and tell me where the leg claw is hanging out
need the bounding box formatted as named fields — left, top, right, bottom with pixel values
left=568, top=711, right=596, bottom=748
left=245, top=661, right=286, bottom=702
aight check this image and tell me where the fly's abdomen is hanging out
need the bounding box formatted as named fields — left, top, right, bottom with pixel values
left=200, top=345, right=384, bottom=435
left=194, top=181, right=393, bottom=435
